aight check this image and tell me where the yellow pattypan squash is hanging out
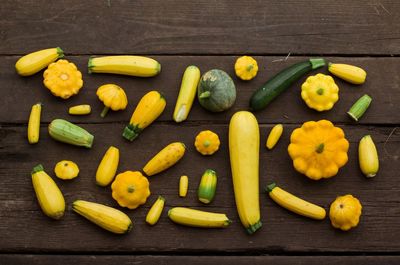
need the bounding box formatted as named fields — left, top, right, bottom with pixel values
left=54, top=160, right=79, bottom=180
left=96, top=84, right=128, bottom=118
left=43, top=59, right=83, bottom=99
left=288, top=120, right=349, bottom=180
left=301, top=74, right=339, bottom=111
left=234, top=56, right=258, bottom=81
left=194, top=130, right=220, bottom=155
left=329, top=194, right=362, bottom=231
left=111, top=171, right=150, bottom=209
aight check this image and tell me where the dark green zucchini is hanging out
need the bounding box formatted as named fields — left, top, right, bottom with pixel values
left=249, top=58, right=325, bottom=111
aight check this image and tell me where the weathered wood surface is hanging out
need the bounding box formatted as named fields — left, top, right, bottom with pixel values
left=2, top=255, right=400, bottom=265
left=0, top=0, right=399, bottom=55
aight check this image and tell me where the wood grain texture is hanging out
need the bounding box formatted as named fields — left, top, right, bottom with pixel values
left=2, top=255, right=400, bottom=265
left=1, top=56, right=399, bottom=125
left=0, top=0, right=399, bottom=55
left=0, top=123, right=398, bottom=253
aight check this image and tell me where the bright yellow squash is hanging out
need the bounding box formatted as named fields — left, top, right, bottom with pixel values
left=328, top=63, right=367, bottom=84
left=234, top=56, right=258, bottom=80
left=266, top=124, right=283, bottom=150
left=358, top=135, right=379, bottom=178
left=301, top=74, right=339, bottom=111
left=96, top=146, right=120, bottom=186
left=194, top=130, right=220, bottom=155
left=27, top=103, right=42, bottom=144
left=288, top=120, right=349, bottom=180
left=96, top=84, right=128, bottom=118
left=229, top=111, right=261, bottom=234
left=15, top=47, right=64, bottom=76
left=146, top=196, right=165, bottom=226
left=31, top=164, right=65, bottom=220
left=54, top=160, right=79, bottom=180
left=329, top=194, right=362, bottom=231
left=43, top=59, right=83, bottom=99
left=111, top=171, right=150, bottom=209
left=123, top=91, right=166, bottom=141
left=143, top=142, right=186, bottom=176
left=68, top=104, right=91, bottom=115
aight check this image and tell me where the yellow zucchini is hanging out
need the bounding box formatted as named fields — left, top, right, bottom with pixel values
left=69, top=104, right=91, bottom=115
left=27, top=103, right=42, bottom=144
left=143, top=142, right=186, bottom=176
left=96, top=146, right=120, bottom=186
left=122, top=91, right=166, bottom=141
left=15, top=47, right=64, bottom=76
left=229, top=111, right=261, bottom=234
left=168, top=207, right=231, bottom=228
left=359, top=135, right=379, bottom=178
left=146, top=196, right=165, bottom=225
left=266, top=124, right=283, bottom=150
left=179, top=175, right=189, bottom=197
left=328, top=63, right=367, bottom=84
left=31, top=164, right=65, bottom=220
left=173, top=65, right=201, bottom=122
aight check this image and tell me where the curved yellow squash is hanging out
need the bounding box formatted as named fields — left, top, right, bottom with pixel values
left=143, top=142, right=186, bottom=176
left=15, top=47, right=63, bottom=76
left=229, top=111, right=261, bottom=234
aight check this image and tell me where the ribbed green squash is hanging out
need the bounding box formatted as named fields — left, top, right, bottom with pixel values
left=197, top=69, right=236, bottom=112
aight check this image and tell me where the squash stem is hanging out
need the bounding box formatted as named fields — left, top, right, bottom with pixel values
left=309, top=58, right=326, bottom=69
left=199, top=91, right=211, bottom=99
left=316, top=143, right=325, bottom=153
left=347, top=94, right=372, bottom=121
left=246, top=220, right=262, bottom=234
left=265, top=183, right=276, bottom=193
left=31, top=164, right=44, bottom=175
left=100, top=106, right=110, bottom=118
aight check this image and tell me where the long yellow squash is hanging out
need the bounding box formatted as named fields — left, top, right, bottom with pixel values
left=229, top=111, right=261, bottom=234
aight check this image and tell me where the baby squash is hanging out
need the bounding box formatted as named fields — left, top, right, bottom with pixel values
left=143, top=142, right=186, bottom=176
left=234, top=56, right=258, bottom=81
left=301, top=74, right=339, bottom=111
left=43, top=59, right=83, bottom=99
left=288, top=120, right=349, bottom=180
left=54, top=160, right=79, bottom=180
left=194, top=130, right=220, bottom=155
left=111, top=171, right=150, bottom=209
left=96, top=84, right=128, bottom=118
left=329, top=194, right=362, bottom=231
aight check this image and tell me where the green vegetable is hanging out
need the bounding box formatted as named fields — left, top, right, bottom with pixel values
left=48, top=119, right=94, bottom=148
left=249, top=58, right=326, bottom=111
left=347, top=94, right=372, bottom=121
left=198, top=169, right=217, bottom=204
left=197, top=69, right=236, bottom=112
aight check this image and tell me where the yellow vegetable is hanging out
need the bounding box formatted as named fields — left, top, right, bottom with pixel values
left=234, top=56, right=258, bottom=80
left=72, top=200, right=132, bottom=234
left=143, top=142, right=186, bottom=176
left=266, top=124, right=283, bottom=150
left=194, top=130, right=220, bottom=155
left=31, top=164, right=65, bottom=220
left=266, top=183, right=326, bottom=220
left=288, top=120, right=349, bottom=180
left=173, top=65, right=201, bottom=122
left=359, top=135, right=379, bottom=178
left=168, top=207, right=231, bottom=228
left=328, top=63, right=367, bottom=84
left=123, top=91, right=166, bottom=141
left=54, top=160, right=79, bottom=180
left=96, top=84, right=128, bottom=118
left=43, top=59, right=83, bottom=99
left=27, top=103, right=42, bottom=144
left=197, top=169, right=217, bottom=204
left=301, top=74, right=339, bottom=111
left=146, top=196, right=165, bottom=226
left=329, top=194, right=362, bottom=231
left=229, top=111, right=261, bottom=234
left=179, top=175, right=189, bottom=197
left=96, top=146, right=120, bottom=186
left=111, top=171, right=150, bottom=209
left=69, top=104, right=91, bottom=115
left=88, top=55, right=161, bottom=77
left=15, top=47, right=64, bottom=76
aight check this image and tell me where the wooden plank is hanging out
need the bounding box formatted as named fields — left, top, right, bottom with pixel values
left=0, top=0, right=399, bottom=55
left=2, top=255, right=400, bottom=265
left=1, top=56, right=399, bottom=125
left=0, top=123, right=398, bottom=253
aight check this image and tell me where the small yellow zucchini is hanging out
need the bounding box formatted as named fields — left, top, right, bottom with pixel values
left=31, top=164, right=65, bottom=220
left=146, top=196, right=165, bottom=225
left=72, top=200, right=132, bottom=234
left=143, top=142, right=186, bottom=176
left=173, top=65, right=201, bottom=122
left=179, top=175, right=189, bottom=197
left=168, top=207, right=231, bottom=228
left=266, top=124, right=283, bottom=150
left=328, top=63, right=367, bottom=84
left=96, top=146, right=120, bottom=186
left=69, top=104, right=91, bottom=115
left=27, top=103, right=42, bottom=144
left=123, top=91, right=166, bottom=141
left=15, top=47, right=64, bottom=76
left=359, top=135, right=379, bottom=178
left=198, top=169, right=217, bottom=204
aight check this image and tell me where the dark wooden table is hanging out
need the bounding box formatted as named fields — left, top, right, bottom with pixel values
left=1, top=1, right=399, bottom=264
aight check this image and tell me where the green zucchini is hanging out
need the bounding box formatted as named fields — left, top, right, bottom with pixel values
left=48, top=119, right=94, bottom=148
left=197, top=169, right=217, bottom=204
left=249, top=58, right=325, bottom=111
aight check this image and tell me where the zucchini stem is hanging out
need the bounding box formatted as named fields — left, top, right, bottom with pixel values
left=347, top=94, right=372, bottom=121
left=309, top=58, right=326, bottom=69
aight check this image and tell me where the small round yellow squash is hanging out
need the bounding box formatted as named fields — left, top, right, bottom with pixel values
left=194, top=130, right=220, bottom=155
left=54, top=160, right=79, bottom=180
left=234, top=56, right=258, bottom=81
left=111, top=171, right=150, bottom=209
left=301, top=74, right=339, bottom=111
left=329, top=194, right=362, bottom=231
left=43, top=59, right=83, bottom=99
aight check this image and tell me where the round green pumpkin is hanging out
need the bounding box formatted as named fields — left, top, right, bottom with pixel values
left=197, top=69, right=236, bottom=112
